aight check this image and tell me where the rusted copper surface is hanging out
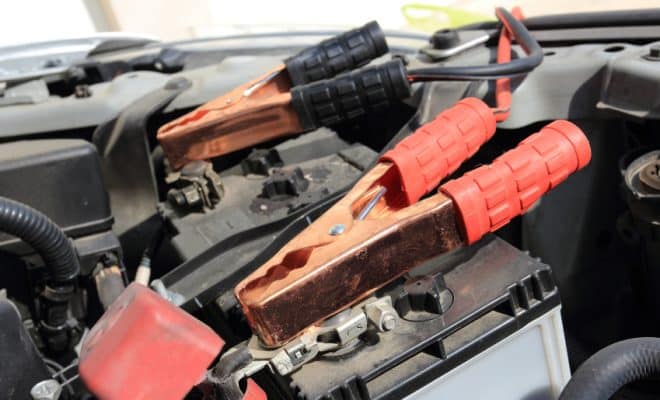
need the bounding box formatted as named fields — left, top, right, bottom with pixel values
left=235, top=163, right=464, bottom=347
left=157, top=64, right=303, bottom=170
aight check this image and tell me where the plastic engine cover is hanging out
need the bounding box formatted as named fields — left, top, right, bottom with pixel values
left=79, top=283, right=224, bottom=400
left=0, top=139, right=112, bottom=249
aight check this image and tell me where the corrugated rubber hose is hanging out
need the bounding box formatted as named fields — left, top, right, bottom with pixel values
left=560, top=337, right=660, bottom=399
left=0, top=196, right=79, bottom=284
left=0, top=196, right=80, bottom=350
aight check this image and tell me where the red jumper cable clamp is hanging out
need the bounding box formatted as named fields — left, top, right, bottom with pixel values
left=235, top=98, right=591, bottom=348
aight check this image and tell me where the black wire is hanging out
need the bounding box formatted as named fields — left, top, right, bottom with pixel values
left=407, top=8, right=543, bottom=82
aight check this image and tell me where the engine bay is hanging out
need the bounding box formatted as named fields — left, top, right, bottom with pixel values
left=3, top=7, right=660, bottom=400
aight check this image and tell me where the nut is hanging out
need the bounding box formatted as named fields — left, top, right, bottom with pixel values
left=365, top=297, right=399, bottom=332
left=382, top=314, right=397, bottom=331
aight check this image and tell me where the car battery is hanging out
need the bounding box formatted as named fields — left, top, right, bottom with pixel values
left=259, top=236, right=570, bottom=400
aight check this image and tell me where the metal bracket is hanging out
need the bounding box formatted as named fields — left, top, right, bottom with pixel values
left=166, top=160, right=224, bottom=210
left=228, top=296, right=398, bottom=379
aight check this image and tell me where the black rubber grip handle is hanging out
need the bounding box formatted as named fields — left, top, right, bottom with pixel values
left=291, top=59, right=411, bottom=130
left=285, top=21, right=388, bottom=86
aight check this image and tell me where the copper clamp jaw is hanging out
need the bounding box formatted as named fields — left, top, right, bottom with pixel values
left=158, top=65, right=300, bottom=170
left=236, top=161, right=463, bottom=347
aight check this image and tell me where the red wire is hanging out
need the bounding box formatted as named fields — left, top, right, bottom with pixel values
left=493, top=7, right=524, bottom=122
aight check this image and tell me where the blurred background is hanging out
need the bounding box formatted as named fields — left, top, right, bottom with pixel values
left=0, top=0, right=656, bottom=46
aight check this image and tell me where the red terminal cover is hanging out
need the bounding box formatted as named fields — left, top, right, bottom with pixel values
left=441, top=120, right=591, bottom=244
left=380, top=97, right=496, bottom=206
left=79, top=283, right=225, bottom=400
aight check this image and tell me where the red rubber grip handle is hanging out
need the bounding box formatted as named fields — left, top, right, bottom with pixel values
left=440, top=120, right=591, bottom=244
left=380, top=97, right=496, bottom=206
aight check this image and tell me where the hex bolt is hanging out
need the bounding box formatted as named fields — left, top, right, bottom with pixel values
left=167, top=189, right=186, bottom=206
left=328, top=223, right=345, bottom=236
